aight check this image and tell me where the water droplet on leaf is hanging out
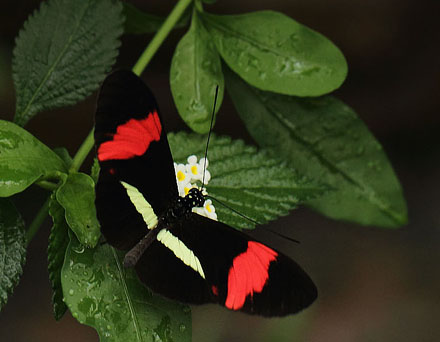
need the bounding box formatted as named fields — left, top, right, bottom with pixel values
left=72, top=244, right=85, bottom=254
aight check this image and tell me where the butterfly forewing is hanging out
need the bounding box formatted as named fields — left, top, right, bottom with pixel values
left=94, top=70, right=178, bottom=250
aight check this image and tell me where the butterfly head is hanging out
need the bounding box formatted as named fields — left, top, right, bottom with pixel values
left=186, top=188, right=205, bottom=208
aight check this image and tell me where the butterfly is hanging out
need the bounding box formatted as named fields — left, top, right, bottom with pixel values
left=93, top=70, right=317, bottom=317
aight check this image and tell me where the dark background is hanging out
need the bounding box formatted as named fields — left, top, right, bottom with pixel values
left=1, top=0, right=439, bottom=341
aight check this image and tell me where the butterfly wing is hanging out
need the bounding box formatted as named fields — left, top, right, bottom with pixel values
left=135, top=213, right=317, bottom=316
left=94, top=70, right=178, bottom=250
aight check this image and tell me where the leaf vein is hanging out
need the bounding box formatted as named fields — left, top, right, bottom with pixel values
left=111, top=248, right=143, bottom=342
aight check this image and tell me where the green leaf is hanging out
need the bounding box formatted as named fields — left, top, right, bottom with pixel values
left=0, top=120, right=67, bottom=197
left=53, top=147, right=73, bottom=168
left=13, top=0, right=123, bottom=126
left=48, top=193, right=69, bottom=320
left=225, top=69, right=408, bottom=227
left=170, top=11, right=224, bottom=133
left=168, top=132, right=326, bottom=229
left=56, top=172, right=100, bottom=247
left=201, top=11, right=347, bottom=96
left=62, top=233, right=192, bottom=342
left=123, top=2, right=190, bottom=34
left=90, top=158, right=100, bottom=184
left=0, top=198, right=26, bottom=311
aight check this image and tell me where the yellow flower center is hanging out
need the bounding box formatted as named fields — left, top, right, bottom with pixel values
left=177, top=170, right=185, bottom=181
left=206, top=204, right=212, bottom=213
left=191, top=165, right=198, bottom=175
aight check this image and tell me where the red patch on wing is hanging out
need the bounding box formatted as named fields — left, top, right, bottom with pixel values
left=225, top=241, right=278, bottom=310
left=212, top=285, right=218, bottom=296
left=98, top=111, right=161, bottom=161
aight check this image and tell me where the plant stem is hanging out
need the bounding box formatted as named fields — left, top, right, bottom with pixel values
left=132, top=0, right=193, bottom=76
left=25, top=0, right=191, bottom=244
left=25, top=197, right=50, bottom=246
left=69, top=129, right=95, bottom=172
left=36, top=180, right=58, bottom=191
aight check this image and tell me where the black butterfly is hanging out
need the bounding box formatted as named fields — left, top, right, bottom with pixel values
left=94, top=70, right=317, bottom=317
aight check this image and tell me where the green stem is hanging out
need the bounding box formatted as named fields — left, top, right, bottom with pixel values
left=35, top=180, right=58, bottom=191
left=132, top=0, right=193, bottom=75
left=195, top=0, right=203, bottom=12
left=25, top=0, right=192, bottom=244
left=69, top=129, right=95, bottom=173
left=25, top=197, right=50, bottom=246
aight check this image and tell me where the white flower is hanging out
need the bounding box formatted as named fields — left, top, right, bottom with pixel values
left=174, top=163, right=190, bottom=189
left=175, top=155, right=212, bottom=199
left=199, top=157, right=209, bottom=170
left=192, top=199, right=217, bottom=221
left=186, top=155, right=201, bottom=180
left=198, top=158, right=211, bottom=183
left=186, top=155, right=211, bottom=184
left=185, top=155, right=211, bottom=184
left=178, top=182, right=197, bottom=198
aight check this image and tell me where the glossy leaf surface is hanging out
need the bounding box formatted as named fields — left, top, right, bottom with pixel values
left=62, top=234, right=191, bottom=342
left=170, top=13, right=224, bottom=133
left=56, top=173, right=100, bottom=247
left=226, top=69, right=407, bottom=227
left=0, top=120, right=67, bottom=197
left=202, top=11, right=347, bottom=96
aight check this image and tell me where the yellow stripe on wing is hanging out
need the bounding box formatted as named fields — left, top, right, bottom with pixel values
left=157, top=229, right=205, bottom=279
left=120, top=181, right=158, bottom=230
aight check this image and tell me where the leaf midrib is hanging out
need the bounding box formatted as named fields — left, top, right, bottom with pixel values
left=192, top=17, right=201, bottom=112
left=204, top=14, right=321, bottom=70
left=111, top=248, right=144, bottom=342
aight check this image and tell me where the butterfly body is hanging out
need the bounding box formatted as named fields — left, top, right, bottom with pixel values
left=122, top=188, right=205, bottom=268
left=94, top=70, right=317, bottom=317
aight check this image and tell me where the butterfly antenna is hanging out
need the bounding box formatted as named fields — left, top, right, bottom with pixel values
left=200, top=88, right=299, bottom=245
left=262, top=228, right=300, bottom=244
left=202, top=85, right=219, bottom=189
left=209, top=195, right=300, bottom=244
left=208, top=195, right=261, bottom=226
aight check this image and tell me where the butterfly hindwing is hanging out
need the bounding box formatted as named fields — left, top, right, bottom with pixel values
left=135, top=213, right=317, bottom=316
left=94, top=70, right=177, bottom=250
